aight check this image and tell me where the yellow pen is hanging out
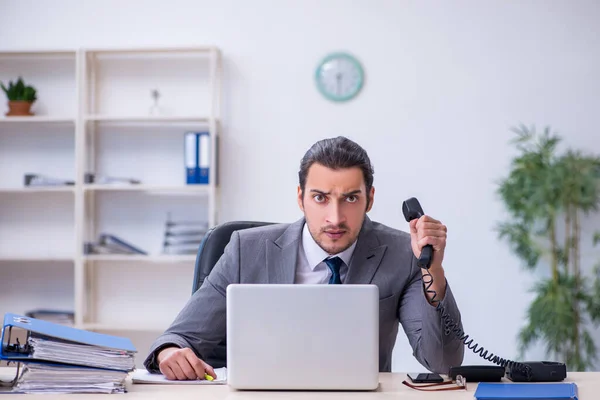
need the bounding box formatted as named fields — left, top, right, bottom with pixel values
left=204, top=373, right=214, bottom=381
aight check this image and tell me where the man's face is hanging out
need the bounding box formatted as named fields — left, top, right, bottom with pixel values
left=297, top=163, right=374, bottom=255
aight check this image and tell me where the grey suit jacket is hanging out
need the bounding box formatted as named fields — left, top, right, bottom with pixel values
left=144, top=217, right=465, bottom=374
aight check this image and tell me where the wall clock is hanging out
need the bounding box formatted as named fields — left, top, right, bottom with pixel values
left=315, top=52, right=364, bottom=102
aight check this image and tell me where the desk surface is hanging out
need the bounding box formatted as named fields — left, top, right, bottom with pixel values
left=1, top=371, right=596, bottom=399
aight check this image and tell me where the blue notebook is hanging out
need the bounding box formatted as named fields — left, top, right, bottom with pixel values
left=475, top=382, right=578, bottom=400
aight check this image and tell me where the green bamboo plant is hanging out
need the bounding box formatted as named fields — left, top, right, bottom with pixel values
left=496, top=125, right=600, bottom=371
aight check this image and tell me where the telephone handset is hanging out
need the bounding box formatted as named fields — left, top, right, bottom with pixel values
left=402, top=197, right=532, bottom=380
left=402, top=198, right=433, bottom=269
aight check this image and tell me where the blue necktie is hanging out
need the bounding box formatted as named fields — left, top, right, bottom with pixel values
left=324, top=256, right=343, bottom=284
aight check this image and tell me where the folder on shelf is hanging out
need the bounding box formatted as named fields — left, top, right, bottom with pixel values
left=164, top=235, right=206, bottom=246
left=185, top=132, right=197, bottom=184
left=197, top=131, right=210, bottom=184
left=184, top=131, right=210, bottom=184
left=24, top=173, right=75, bottom=187
left=474, top=382, right=578, bottom=400
left=163, top=244, right=202, bottom=255
left=165, top=225, right=208, bottom=236
left=84, top=172, right=141, bottom=185
left=97, top=234, right=148, bottom=255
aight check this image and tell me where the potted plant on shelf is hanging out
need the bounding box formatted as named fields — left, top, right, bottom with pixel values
left=0, top=77, right=37, bottom=116
left=497, top=124, right=600, bottom=371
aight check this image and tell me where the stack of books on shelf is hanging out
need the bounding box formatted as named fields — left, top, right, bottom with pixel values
left=162, top=217, right=208, bottom=255
left=0, top=313, right=136, bottom=394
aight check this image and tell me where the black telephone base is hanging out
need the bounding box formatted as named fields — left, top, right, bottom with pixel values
left=506, top=361, right=567, bottom=382
left=448, top=365, right=505, bottom=382
left=449, top=361, right=567, bottom=383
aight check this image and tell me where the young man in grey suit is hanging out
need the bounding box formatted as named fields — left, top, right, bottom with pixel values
left=144, top=136, right=465, bottom=380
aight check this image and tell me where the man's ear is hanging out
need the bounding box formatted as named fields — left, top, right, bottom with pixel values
left=366, top=186, right=375, bottom=212
left=297, top=186, right=304, bottom=212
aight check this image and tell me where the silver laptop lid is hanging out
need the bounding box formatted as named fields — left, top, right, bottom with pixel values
left=226, top=284, right=379, bottom=390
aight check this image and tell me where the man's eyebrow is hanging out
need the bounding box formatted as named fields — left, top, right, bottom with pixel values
left=309, top=189, right=362, bottom=196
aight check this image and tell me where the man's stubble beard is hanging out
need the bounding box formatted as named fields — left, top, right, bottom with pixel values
left=305, top=216, right=363, bottom=255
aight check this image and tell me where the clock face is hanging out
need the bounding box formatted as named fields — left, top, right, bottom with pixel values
left=315, top=53, right=364, bottom=102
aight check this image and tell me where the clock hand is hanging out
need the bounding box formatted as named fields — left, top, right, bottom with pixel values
left=336, top=72, right=342, bottom=96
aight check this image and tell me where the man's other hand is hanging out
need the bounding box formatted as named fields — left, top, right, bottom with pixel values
left=157, top=347, right=217, bottom=381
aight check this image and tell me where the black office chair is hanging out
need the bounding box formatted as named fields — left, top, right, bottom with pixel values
left=192, top=221, right=275, bottom=294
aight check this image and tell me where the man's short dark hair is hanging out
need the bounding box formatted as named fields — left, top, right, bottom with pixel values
left=298, top=136, right=374, bottom=207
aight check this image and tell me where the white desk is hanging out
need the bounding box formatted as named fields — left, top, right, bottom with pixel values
left=2, top=372, right=595, bottom=399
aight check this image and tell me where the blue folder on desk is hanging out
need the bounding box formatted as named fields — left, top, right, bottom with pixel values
left=475, top=382, right=578, bottom=400
left=0, top=313, right=136, bottom=371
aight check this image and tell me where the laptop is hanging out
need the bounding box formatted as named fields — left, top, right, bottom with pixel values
left=226, top=284, right=379, bottom=390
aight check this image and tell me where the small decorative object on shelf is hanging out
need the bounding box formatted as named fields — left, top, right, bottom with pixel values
left=149, top=88, right=162, bottom=115
left=1, top=76, right=38, bottom=116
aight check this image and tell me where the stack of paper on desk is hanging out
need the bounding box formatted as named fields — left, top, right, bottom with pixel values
left=0, top=313, right=136, bottom=394
left=13, top=363, right=128, bottom=394
left=29, top=336, right=135, bottom=371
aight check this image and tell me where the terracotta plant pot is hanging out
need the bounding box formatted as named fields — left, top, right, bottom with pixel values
left=6, top=100, right=34, bottom=116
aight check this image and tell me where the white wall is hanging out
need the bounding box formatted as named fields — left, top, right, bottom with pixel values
left=2, top=0, right=600, bottom=372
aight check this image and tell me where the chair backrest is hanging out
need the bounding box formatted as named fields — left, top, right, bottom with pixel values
left=192, top=221, right=275, bottom=294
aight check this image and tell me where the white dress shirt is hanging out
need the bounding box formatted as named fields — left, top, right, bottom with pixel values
left=294, top=222, right=358, bottom=284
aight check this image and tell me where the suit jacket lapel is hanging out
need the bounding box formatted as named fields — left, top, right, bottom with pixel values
left=266, top=218, right=304, bottom=283
left=345, top=217, right=388, bottom=284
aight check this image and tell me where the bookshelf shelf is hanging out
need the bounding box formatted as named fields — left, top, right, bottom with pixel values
left=84, top=115, right=211, bottom=124
left=84, top=254, right=196, bottom=263
left=0, top=257, right=75, bottom=262
left=0, top=50, right=76, bottom=58
left=86, top=46, right=217, bottom=55
left=0, top=116, right=76, bottom=124
left=0, top=187, right=75, bottom=193
left=83, top=184, right=211, bottom=195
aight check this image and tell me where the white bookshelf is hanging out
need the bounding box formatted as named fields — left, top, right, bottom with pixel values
left=0, top=48, right=221, bottom=361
